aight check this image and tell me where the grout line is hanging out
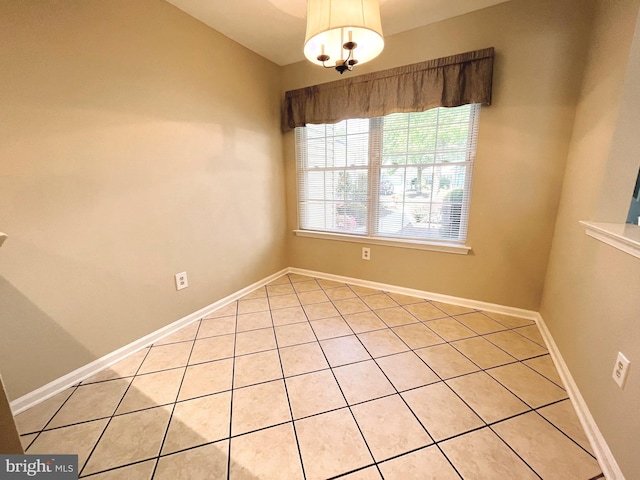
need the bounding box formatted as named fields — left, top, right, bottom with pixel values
left=268, top=275, right=307, bottom=480
left=149, top=320, right=203, bottom=479
left=533, top=408, right=599, bottom=460
left=225, top=303, right=240, bottom=480
left=78, top=347, right=153, bottom=477
left=290, top=281, right=385, bottom=480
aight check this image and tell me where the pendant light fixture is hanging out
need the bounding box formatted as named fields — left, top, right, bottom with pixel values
left=304, top=0, right=384, bottom=74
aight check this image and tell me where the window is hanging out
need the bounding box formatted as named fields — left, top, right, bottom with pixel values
left=295, top=104, right=480, bottom=247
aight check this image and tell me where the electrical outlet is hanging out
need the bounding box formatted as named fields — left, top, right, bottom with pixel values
left=175, top=272, right=189, bottom=291
left=612, top=352, right=630, bottom=388
left=362, top=247, right=371, bottom=260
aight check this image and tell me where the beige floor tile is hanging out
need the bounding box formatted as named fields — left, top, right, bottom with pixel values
left=352, top=395, right=432, bottom=461
left=325, top=286, right=358, bottom=300
left=20, top=434, right=36, bottom=451
left=447, top=371, right=529, bottom=423
left=350, top=285, right=382, bottom=296
left=189, top=334, right=235, bottom=364
left=339, top=466, right=382, bottom=479
left=154, top=322, right=199, bottom=346
left=514, top=324, right=546, bottom=346
left=234, top=327, right=277, bottom=355
left=362, top=293, right=399, bottom=310
left=334, top=297, right=371, bottom=315
left=375, top=307, right=419, bottom=327
left=268, top=275, right=291, bottom=285
left=231, top=380, right=291, bottom=436
left=296, top=408, right=373, bottom=480
left=233, top=349, right=282, bottom=388
left=378, top=445, right=460, bottom=480
left=440, top=427, right=538, bottom=479
left=204, top=302, right=237, bottom=319
left=488, top=363, right=567, bottom=408
left=116, top=368, right=184, bottom=414
left=268, top=293, right=301, bottom=310
left=333, top=360, right=395, bottom=404
left=298, top=289, right=330, bottom=305
left=402, top=383, right=483, bottom=441
left=492, top=412, right=601, bottom=479
left=485, top=331, right=547, bottom=360
left=274, top=322, right=316, bottom=348
left=424, top=317, right=477, bottom=341
left=85, top=459, right=155, bottom=479
left=453, top=312, right=507, bottom=335
left=229, top=423, right=304, bottom=479
left=15, top=389, right=74, bottom=434
left=237, top=298, right=270, bottom=314
left=392, top=323, right=444, bottom=349
left=27, top=418, right=108, bottom=468
left=343, top=311, right=388, bottom=333
left=376, top=351, right=440, bottom=391
left=386, top=292, right=426, bottom=306
left=235, top=311, right=272, bottom=332
left=451, top=336, right=517, bottom=369
left=197, top=317, right=236, bottom=339
left=240, top=286, right=267, bottom=300
left=538, top=399, right=594, bottom=454
left=154, top=440, right=228, bottom=480
left=482, top=311, right=534, bottom=328
left=303, top=301, right=340, bottom=320
left=415, top=343, right=480, bottom=379
left=523, top=355, right=564, bottom=386
left=271, top=306, right=308, bottom=326
left=286, top=369, right=346, bottom=419
left=82, top=349, right=149, bottom=384
left=162, top=391, right=231, bottom=454
left=178, top=358, right=233, bottom=400
left=310, top=316, right=353, bottom=340
left=430, top=301, right=476, bottom=316
left=357, top=329, right=409, bottom=357
left=266, top=283, right=295, bottom=296
left=137, top=342, right=192, bottom=375
left=83, top=405, right=172, bottom=475
left=288, top=273, right=315, bottom=283
left=404, top=302, right=447, bottom=321
left=317, top=278, right=346, bottom=289
left=320, top=335, right=371, bottom=367
left=279, top=342, right=329, bottom=377
left=48, top=379, right=130, bottom=428
left=293, top=279, right=322, bottom=292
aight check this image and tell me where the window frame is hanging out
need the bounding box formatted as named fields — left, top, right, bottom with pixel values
left=294, top=105, right=480, bottom=255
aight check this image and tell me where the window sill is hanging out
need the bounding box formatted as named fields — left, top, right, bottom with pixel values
left=293, top=230, right=471, bottom=255
left=580, top=221, right=640, bottom=260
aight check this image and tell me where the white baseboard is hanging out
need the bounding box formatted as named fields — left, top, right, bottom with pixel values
left=289, top=267, right=539, bottom=321
left=9, top=268, right=289, bottom=415
left=536, top=313, right=624, bottom=480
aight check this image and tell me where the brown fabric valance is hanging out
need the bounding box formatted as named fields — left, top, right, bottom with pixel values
left=282, top=47, right=495, bottom=132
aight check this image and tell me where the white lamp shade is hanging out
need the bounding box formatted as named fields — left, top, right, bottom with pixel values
left=304, top=0, right=384, bottom=67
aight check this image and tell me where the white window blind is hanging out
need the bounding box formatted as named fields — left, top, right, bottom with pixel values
left=295, top=104, right=480, bottom=244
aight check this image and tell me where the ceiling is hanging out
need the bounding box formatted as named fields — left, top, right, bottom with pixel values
left=165, top=0, right=509, bottom=66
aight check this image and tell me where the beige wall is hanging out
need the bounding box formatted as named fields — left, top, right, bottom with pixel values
left=540, top=0, right=640, bottom=477
left=0, top=0, right=286, bottom=399
left=281, top=0, right=594, bottom=310
left=0, top=375, right=22, bottom=453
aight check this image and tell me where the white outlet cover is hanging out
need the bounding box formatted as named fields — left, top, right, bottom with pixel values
left=175, top=272, right=189, bottom=291
left=612, top=352, right=631, bottom=388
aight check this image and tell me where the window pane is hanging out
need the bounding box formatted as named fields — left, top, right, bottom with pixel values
left=296, top=104, right=479, bottom=243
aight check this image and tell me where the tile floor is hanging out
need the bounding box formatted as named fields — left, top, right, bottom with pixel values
left=15, top=273, right=604, bottom=479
